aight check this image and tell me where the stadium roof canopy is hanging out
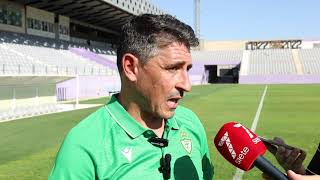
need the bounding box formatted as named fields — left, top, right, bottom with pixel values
left=10, top=0, right=155, bottom=35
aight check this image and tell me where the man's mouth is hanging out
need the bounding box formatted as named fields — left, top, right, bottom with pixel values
left=167, top=97, right=181, bottom=109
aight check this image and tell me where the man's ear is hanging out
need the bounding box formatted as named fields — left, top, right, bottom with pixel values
left=122, top=53, right=139, bottom=81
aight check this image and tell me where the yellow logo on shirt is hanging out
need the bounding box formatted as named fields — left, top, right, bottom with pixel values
left=180, top=131, right=188, bottom=137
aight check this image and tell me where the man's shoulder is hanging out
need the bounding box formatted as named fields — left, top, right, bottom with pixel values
left=174, top=106, right=201, bottom=124
left=175, top=105, right=195, bottom=115
left=75, top=106, right=109, bottom=128
left=65, top=106, right=114, bottom=144
left=174, top=106, right=208, bottom=141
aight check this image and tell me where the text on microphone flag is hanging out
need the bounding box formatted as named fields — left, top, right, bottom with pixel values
left=214, top=122, right=267, bottom=171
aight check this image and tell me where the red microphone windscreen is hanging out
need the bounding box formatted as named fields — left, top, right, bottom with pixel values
left=214, top=122, right=267, bottom=171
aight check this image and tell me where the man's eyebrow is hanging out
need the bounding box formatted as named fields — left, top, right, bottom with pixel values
left=168, top=61, right=185, bottom=67
left=167, top=61, right=192, bottom=70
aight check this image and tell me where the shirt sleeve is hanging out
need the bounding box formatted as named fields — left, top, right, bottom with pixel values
left=48, top=132, right=96, bottom=180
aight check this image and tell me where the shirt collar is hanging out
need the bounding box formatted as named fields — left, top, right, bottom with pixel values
left=167, top=115, right=180, bottom=130
left=105, top=95, right=146, bottom=139
left=105, top=94, right=180, bottom=138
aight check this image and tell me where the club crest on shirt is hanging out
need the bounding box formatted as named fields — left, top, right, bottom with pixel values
left=181, top=139, right=192, bottom=154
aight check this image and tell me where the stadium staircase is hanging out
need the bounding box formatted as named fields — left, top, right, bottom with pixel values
left=292, top=49, right=304, bottom=75
left=239, top=50, right=250, bottom=76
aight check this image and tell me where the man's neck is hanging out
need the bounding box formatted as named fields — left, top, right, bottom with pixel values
left=118, top=92, right=165, bottom=137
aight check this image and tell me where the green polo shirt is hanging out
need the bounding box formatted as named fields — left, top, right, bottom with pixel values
left=49, top=95, right=214, bottom=180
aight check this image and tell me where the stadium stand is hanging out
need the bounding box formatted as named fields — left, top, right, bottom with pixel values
left=192, top=47, right=320, bottom=84
left=239, top=46, right=320, bottom=84
left=248, top=49, right=297, bottom=75
left=97, top=54, right=117, bottom=63
left=0, top=31, right=113, bottom=76
left=0, top=30, right=120, bottom=121
left=2, top=0, right=320, bottom=121
left=0, top=0, right=167, bottom=122
left=299, top=48, right=320, bottom=74
left=69, top=47, right=117, bottom=71
left=192, top=50, right=243, bottom=64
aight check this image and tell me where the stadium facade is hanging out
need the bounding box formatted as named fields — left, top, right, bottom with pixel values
left=1, top=0, right=320, bottom=121
left=0, top=0, right=164, bottom=121
left=191, top=39, right=320, bottom=84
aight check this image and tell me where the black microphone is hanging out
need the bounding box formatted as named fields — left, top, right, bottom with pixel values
left=148, top=137, right=171, bottom=179
left=159, top=154, right=171, bottom=180
left=254, top=156, right=288, bottom=180
left=148, top=137, right=168, bottom=148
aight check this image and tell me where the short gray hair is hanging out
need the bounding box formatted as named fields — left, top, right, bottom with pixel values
left=116, top=14, right=199, bottom=73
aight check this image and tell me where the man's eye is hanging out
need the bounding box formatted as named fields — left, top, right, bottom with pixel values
left=167, top=66, right=178, bottom=71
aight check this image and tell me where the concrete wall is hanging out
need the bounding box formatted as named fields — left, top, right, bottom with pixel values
left=0, top=84, right=56, bottom=110
left=201, top=40, right=246, bottom=51
left=56, top=75, right=121, bottom=100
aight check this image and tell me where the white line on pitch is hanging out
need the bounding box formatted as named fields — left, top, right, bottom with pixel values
left=232, top=85, right=268, bottom=180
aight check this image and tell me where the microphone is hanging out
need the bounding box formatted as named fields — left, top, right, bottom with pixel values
left=159, top=154, right=171, bottom=180
left=214, top=122, right=288, bottom=180
left=148, top=137, right=168, bottom=148
left=148, top=137, right=171, bottom=179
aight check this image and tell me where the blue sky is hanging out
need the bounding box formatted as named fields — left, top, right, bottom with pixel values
left=151, top=0, right=320, bottom=41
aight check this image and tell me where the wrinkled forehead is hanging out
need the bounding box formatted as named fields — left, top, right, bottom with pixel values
left=156, top=34, right=191, bottom=52
left=154, top=42, right=192, bottom=64
left=165, top=42, right=191, bottom=58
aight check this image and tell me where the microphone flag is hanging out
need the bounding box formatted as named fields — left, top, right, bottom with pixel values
left=214, top=122, right=267, bottom=171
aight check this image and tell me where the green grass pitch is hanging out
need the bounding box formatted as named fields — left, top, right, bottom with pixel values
left=0, top=84, right=319, bottom=179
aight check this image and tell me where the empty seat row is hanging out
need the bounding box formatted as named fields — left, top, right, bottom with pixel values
left=248, top=49, right=297, bottom=75
left=0, top=104, right=63, bottom=121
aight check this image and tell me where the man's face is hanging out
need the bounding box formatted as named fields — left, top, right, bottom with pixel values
left=135, top=42, right=192, bottom=120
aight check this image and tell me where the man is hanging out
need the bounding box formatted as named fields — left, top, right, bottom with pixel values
left=263, top=137, right=319, bottom=180
left=49, top=14, right=214, bottom=180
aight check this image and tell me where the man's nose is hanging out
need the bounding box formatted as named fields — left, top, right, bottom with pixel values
left=176, top=71, right=192, bottom=92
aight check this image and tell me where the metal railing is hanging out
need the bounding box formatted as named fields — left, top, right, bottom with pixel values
left=0, top=63, right=117, bottom=76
